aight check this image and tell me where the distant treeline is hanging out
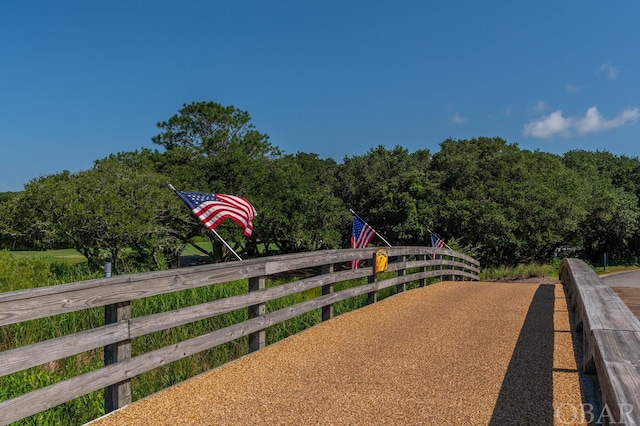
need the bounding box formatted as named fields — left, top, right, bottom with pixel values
left=2, top=101, right=639, bottom=272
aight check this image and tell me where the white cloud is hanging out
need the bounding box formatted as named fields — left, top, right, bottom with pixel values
left=575, top=106, right=639, bottom=134
left=600, top=63, right=619, bottom=80
left=523, top=110, right=572, bottom=138
left=523, top=106, right=639, bottom=139
left=450, top=112, right=467, bottom=124
left=565, top=84, right=580, bottom=93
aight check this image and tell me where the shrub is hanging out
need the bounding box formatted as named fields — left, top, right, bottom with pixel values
left=0, top=250, right=53, bottom=293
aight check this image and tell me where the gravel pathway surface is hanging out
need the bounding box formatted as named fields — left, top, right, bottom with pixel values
left=89, top=280, right=586, bottom=425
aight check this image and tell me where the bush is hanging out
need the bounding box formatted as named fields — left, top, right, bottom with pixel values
left=0, top=250, right=54, bottom=293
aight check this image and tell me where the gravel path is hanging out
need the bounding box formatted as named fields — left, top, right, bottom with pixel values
left=89, top=281, right=586, bottom=425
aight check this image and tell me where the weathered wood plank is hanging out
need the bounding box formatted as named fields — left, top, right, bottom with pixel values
left=387, top=247, right=480, bottom=266
left=560, top=258, right=640, bottom=373
left=561, top=260, right=635, bottom=329
left=0, top=248, right=479, bottom=327
left=0, top=250, right=362, bottom=325
left=0, top=266, right=260, bottom=326
left=128, top=267, right=367, bottom=338
left=396, top=255, right=406, bottom=293
left=321, top=264, right=334, bottom=321
left=592, top=330, right=640, bottom=425
left=104, top=301, right=132, bottom=413
left=580, top=284, right=640, bottom=332
left=128, top=265, right=476, bottom=340
left=399, top=258, right=480, bottom=275
left=0, top=253, right=476, bottom=337
left=560, top=258, right=640, bottom=420
left=248, top=276, right=266, bottom=352
left=0, top=247, right=476, bottom=302
left=0, top=322, right=129, bottom=377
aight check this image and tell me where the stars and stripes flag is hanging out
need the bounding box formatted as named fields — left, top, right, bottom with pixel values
left=350, top=215, right=377, bottom=269
left=430, top=232, right=446, bottom=248
left=174, top=189, right=257, bottom=237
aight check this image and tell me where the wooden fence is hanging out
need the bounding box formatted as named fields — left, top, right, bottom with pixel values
left=0, top=246, right=479, bottom=425
left=559, top=258, right=640, bottom=424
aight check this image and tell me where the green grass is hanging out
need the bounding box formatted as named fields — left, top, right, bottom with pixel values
left=9, top=241, right=215, bottom=264
left=181, top=241, right=213, bottom=256
left=9, top=248, right=87, bottom=265
left=479, top=262, right=559, bottom=281
left=479, top=260, right=640, bottom=281
left=10, top=245, right=210, bottom=264
left=182, top=241, right=278, bottom=257
left=8, top=242, right=279, bottom=270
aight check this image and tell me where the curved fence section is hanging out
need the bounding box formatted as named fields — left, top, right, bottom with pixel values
left=0, top=246, right=479, bottom=425
left=559, top=258, right=640, bottom=424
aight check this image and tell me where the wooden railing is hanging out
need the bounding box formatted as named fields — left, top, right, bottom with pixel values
left=0, top=246, right=479, bottom=425
left=559, top=258, right=640, bottom=424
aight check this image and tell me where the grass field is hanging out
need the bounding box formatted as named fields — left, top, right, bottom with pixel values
left=8, top=242, right=215, bottom=266
left=8, top=248, right=88, bottom=264
left=181, top=241, right=214, bottom=256
left=10, top=247, right=636, bottom=277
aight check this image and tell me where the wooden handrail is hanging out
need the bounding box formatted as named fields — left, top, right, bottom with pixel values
left=559, top=258, right=640, bottom=424
left=0, top=246, right=479, bottom=425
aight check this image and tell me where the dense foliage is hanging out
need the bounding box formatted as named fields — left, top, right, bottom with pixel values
left=2, top=100, right=640, bottom=269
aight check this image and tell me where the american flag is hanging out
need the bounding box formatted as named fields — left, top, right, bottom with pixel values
left=430, top=232, right=446, bottom=248
left=351, top=215, right=377, bottom=269
left=174, top=190, right=257, bottom=237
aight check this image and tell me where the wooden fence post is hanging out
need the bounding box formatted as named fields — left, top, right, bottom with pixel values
left=366, top=267, right=378, bottom=305
left=435, top=253, right=442, bottom=281
left=448, top=254, right=455, bottom=281
left=248, top=276, right=266, bottom=352
left=104, top=301, right=131, bottom=413
left=321, top=264, right=334, bottom=321
left=418, top=254, right=426, bottom=287
left=396, top=255, right=406, bottom=293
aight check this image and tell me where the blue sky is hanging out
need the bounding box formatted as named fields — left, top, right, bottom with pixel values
left=1, top=1, right=639, bottom=192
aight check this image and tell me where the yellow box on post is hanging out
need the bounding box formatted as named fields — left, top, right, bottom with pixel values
left=374, top=248, right=389, bottom=274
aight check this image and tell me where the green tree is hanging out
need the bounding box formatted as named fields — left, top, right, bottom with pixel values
left=4, top=172, right=73, bottom=252
left=431, top=137, right=589, bottom=266
left=252, top=153, right=347, bottom=254
left=14, top=156, right=184, bottom=273
left=564, top=150, right=640, bottom=197
left=335, top=146, right=437, bottom=246
left=0, top=192, right=15, bottom=203
left=0, top=192, right=32, bottom=250
left=150, top=101, right=283, bottom=262
left=152, top=101, right=279, bottom=159
left=563, top=150, right=640, bottom=263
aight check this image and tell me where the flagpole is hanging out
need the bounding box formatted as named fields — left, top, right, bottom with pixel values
left=210, top=229, right=243, bottom=261
left=350, top=209, right=392, bottom=247
left=169, top=184, right=243, bottom=261
left=428, top=229, right=452, bottom=250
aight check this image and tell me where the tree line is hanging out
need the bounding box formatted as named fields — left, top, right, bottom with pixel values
left=1, top=101, right=639, bottom=273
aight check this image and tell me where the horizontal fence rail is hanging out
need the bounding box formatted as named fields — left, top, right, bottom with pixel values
left=0, top=246, right=479, bottom=425
left=559, top=258, right=640, bottom=425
